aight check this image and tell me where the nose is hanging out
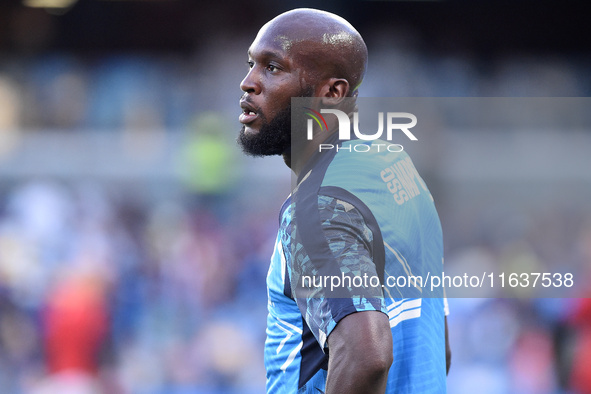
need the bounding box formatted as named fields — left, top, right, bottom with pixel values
left=240, top=68, right=260, bottom=94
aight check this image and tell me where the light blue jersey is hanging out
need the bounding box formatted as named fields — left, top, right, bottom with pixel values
left=265, top=136, right=447, bottom=393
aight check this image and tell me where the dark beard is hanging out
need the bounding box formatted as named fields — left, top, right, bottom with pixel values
left=237, top=104, right=292, bottom=157
left=237, top=86, right=314, bottom=157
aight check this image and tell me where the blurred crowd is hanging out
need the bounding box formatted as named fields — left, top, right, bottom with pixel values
left=0, top=179, right=277, bottom=393
left=0, top=29, right=589, bottom=133
left=0, top=177, right=589, bottom=393
left=0, top=28, right=590, bottom=394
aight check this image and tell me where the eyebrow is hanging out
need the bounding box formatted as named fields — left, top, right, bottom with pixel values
left=247, top=49, right=285, bottom=62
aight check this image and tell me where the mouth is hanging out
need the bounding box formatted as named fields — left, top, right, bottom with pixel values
left=239, top=100, right=259, bottom=125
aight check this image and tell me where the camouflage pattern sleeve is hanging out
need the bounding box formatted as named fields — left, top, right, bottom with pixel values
left=290, top=194, right=387, bottom=350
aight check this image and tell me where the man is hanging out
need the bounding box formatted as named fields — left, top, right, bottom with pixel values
left=238, top=8, right=450, bottom=393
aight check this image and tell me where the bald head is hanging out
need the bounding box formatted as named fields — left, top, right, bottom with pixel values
left=238, top=9, right=367, bottom=161
left=253, top=8, right=368, bottom=96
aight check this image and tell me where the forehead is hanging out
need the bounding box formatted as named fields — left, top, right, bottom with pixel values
left=248, top=22, right=296, bottom=58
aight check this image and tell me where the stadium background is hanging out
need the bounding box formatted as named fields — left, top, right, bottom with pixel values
left=0, top=0, right=590, bottom=393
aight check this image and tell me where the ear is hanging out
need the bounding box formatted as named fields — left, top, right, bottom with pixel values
left=318, top=78, right=349, bottom=106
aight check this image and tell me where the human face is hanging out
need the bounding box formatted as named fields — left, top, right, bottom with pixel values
left=238, top=27, right=311, bottom=156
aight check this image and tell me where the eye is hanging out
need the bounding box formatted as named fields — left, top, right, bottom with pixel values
left=247, top=60, right=254, bottom=68
left=266, top=64, right=278, bottom=72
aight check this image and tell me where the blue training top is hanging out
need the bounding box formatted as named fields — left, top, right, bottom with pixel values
left=265, top=136, right=447, bottom=393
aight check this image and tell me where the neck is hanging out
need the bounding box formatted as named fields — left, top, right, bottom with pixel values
left=286, top=102, right=354, bottom=177
left=285, top=129, right=338, bottom=178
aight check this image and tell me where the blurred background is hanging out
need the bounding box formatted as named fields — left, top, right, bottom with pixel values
left=0, top=0, right=590, bottom=393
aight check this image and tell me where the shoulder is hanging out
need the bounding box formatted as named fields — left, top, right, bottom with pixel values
left=323, top=140, right=410, bottom=185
